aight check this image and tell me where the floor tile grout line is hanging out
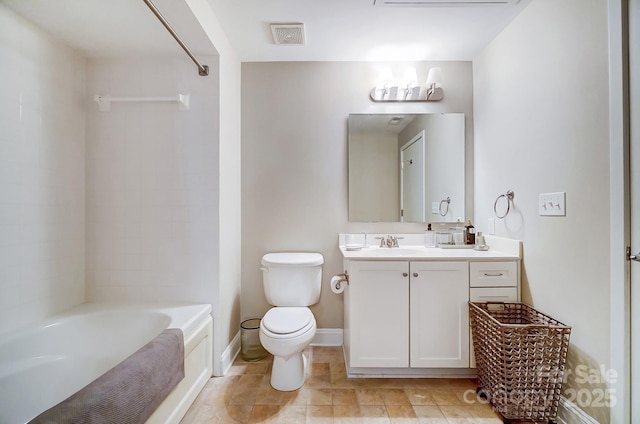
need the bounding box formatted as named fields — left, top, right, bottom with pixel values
left=181, top=346, right=501, bottom=424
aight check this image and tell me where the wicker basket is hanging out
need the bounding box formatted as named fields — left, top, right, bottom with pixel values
left=469, top=302, right=571, bottom=423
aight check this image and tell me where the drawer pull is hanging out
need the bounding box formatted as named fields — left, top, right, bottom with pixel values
left=402, top=272, right=408, bottom=277
left=413, top=273, right=419, bottom=277
left=483, top=272, right=504, bottom=277
left=478, top=295, right=510, bottom=299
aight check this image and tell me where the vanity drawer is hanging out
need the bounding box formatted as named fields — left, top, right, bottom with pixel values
left=470, top=287, right=518, bottom=302
left=469, top=261, right=518, bottom=287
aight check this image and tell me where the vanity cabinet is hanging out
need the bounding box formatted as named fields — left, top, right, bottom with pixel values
left=345, top=260, right=470, bottom=369
left=410, top=261, right=469, bottom=368
left=345, top=261, right=409, bottom=368
left=343, top=256, right=520, bottom=375
left=340, top=233, right=522, bottom=376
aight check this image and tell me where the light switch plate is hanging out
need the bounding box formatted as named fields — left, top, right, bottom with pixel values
left=431, top=201, right=439, bottom=214
left=539, top=192, right=566, bottom=216
left=487, top=218, right=495, bottom=235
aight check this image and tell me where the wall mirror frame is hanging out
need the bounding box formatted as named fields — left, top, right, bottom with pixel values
left=348, top=113, right=465, bottom=223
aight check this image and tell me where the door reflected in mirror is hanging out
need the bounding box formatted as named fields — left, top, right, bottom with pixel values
left=348, top=113, right=465, bottom=223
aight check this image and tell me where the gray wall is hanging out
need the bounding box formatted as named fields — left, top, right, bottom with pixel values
left=349, top=130, right=400, bottom=221
left=241, top=61, right=473, bottom=328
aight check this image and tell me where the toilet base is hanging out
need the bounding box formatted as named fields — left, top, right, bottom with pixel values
left=270, top=352, right=308, bottom=391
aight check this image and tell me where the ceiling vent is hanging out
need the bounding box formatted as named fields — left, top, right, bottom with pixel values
left=373, top=0, right=519, bottom=6
left=270, top=24, right=306, bottom=45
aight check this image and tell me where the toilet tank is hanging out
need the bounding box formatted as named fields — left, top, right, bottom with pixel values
left=261, top=252, right=324, bottom=306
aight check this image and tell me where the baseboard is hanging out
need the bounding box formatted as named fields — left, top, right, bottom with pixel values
left=220, top=330, right=240, bottom=375
left=220, top=328, right=341, bottom=373
left=557, top=396, right=599, bottom=424
left=311, top=328, right=343, bottom=346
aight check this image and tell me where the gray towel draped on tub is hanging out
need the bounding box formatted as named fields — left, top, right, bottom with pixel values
left=30, top=329, right=185, bottom=424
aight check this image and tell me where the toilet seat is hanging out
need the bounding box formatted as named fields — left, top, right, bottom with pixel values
left=261, top=307, right=315, bottom=339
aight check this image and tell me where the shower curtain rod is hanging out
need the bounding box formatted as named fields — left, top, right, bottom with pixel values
left=142, top=0, right=209, bottom=76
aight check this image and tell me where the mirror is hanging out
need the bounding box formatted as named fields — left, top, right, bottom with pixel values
left=348, top=113, right=465, bottom=223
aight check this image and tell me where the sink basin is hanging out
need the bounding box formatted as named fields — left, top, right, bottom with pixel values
left=364, top=247, right=426, bottom=257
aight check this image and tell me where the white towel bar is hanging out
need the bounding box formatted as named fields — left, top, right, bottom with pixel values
left=94, top=94, right=190, bottom=112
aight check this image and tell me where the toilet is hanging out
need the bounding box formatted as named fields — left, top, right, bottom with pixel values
left=259, top=252, right=324, bottom=391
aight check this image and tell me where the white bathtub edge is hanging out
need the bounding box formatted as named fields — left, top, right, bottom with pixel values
left=68, top=302, right=212, bottom=335
left=146, top=314, right=213, bottom=424
left=0, top=301, right=214, bottom=424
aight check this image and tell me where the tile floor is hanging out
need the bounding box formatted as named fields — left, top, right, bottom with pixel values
left=180, top=346, right=510, bottom=423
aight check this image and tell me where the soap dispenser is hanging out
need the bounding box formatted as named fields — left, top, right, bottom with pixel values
left=424, top=223, right=436, bottom=247
left=464, top=220, right=476, bottom=245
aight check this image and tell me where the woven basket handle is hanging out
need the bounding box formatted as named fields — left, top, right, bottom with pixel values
left=483, top=301, right=507, bottom=311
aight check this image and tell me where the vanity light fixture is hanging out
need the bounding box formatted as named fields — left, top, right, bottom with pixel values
left=425, top=67, right=443, bottom=101
left=370, top=67, right=444, bottom=102
left=376, top=67, right=394, bottom=100
left=402, top=67, right=419, bottom=100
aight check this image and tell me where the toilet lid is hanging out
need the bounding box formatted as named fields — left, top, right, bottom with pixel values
left=262, top=307, right=314, bottom=334
left=261, top=252, right=324, bottom=267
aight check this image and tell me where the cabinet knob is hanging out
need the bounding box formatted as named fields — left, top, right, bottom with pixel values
left=402, top=272, right=408, bottom=277
left=413, top=272, right=418, bottom=277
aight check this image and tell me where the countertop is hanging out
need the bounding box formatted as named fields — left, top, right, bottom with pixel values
left=338, top=234, right=522, bottom=261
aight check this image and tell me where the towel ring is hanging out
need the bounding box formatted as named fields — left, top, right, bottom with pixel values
left=439, top=197, right=451, bottom=216
left=494, top=190, right=514, bottom=219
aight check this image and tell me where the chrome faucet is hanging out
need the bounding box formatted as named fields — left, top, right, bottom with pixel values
left=387, top=235, right=400, bottom=248
left=374, top=235, right=404, bottom=248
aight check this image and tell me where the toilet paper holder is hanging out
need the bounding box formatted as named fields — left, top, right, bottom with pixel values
left=338, top=272, right=349, bottom=286
left=334, top=272, right=349, bottom=290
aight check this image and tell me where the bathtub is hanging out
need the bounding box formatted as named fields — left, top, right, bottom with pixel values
left=0, top=302, right=213, bottom=424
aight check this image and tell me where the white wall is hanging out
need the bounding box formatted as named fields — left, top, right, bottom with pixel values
left=186, top=0, right=242, bottom=375
left=242, top=61, right=473, bottom=329
left=85, top=57, right=220, bottom=308
left=628, top=0, right=640, bottom=419
left=400, top=114, right=465, bottom=222
left=609, top=0, right=632, bottom=421
left=0, top=4, right=86, bottom=333
left=473, top=0, right=610, bottom=421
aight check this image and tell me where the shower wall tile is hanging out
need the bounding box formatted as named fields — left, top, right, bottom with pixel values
left=85, top=57, right=220, bottom=305
left=0, top=4, right=86, bottom=333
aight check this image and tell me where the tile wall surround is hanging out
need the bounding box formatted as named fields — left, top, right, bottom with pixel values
left=0, top=5, right=223, bottom=333
left=0, top=4, right=86, bottom=333
left=85, top=57, right=220, bottom=305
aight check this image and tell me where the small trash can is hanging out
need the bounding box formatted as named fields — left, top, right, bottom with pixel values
left=240, top=318, right=268, bottom=361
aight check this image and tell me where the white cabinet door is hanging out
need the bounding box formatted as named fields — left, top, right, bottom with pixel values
left=410, top=261, right=469, bottom=368
left=348, top=260, right=409, bottom=368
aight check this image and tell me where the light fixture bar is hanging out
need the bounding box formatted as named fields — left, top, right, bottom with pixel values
left=370, top=67, right=444, bottom=102
left=370, top=87, right=444, bottom=102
